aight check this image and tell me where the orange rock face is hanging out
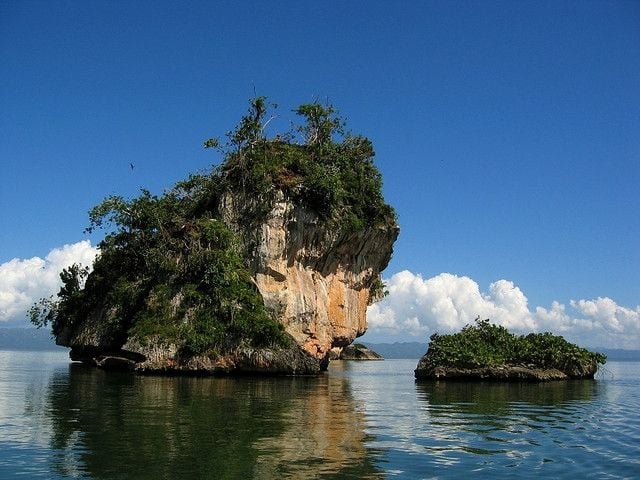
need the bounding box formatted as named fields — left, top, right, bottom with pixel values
left=221, top=191, right=398, bottom=362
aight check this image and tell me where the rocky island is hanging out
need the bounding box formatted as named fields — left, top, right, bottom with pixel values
left=30, top=98, right=398, bottom=375
left=415, top=318, right=606, bottom=381
left=330, top=344, right=384, bottom=360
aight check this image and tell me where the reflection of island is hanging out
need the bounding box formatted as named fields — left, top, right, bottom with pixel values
left=416, top=380, right=599, bottom=420
left=46, top=364, right=381, bottom=479
left=252, top=371, right=380, bottom=479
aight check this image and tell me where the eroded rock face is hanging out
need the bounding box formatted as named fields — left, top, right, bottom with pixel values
left=221, top=191, right=399, bottom=363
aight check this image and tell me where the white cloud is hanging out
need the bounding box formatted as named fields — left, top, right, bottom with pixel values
left=367, top=270, right=640, bottom=349
left=0, top=241, right=98, bottom=326
left=368, top=271, right=535, bottom=335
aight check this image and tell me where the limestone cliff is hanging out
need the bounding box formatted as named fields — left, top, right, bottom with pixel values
left=221, top=191, right=398, bottom=363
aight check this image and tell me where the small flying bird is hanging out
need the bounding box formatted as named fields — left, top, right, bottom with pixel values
left=130, top=163, right=135, bottom=171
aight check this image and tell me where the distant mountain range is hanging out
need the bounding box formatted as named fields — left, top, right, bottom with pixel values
left=0, top=328, right=63, bottom=351
left=360, top=342, right=428, bottom=359
left=362, top=341, right=640, bottom=362
left=1, top=328, right=638, bottom=361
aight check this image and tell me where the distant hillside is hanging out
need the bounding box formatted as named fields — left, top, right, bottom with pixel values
left=0, top=328, right=64, bottom=351
left=599, top=348, right=640, bottom=362
left=362, top=342, right=427, bottom=359
left=362, top=342, right=640, bottom=362
left=3, top=328, right=638, bottom=361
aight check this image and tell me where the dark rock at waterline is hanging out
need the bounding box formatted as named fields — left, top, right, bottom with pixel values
left=414, top=358, right=598, bottom=381
left=333, top=344, right=384, bottom=360
left=70, top=338, right=321, bottom=376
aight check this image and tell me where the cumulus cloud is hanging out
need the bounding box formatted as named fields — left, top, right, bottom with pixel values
left=367, top=270, right=640, bottom=349
left=0, top=241, right=98, bottom=326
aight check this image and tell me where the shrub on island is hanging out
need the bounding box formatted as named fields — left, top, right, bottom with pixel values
left=415, top=318, right=606, bottom=381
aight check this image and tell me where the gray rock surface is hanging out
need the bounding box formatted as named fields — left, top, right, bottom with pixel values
left=331, top=344, right=384, bottom=360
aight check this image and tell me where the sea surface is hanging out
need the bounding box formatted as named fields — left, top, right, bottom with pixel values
left=0, top=350, right=638, bottom=479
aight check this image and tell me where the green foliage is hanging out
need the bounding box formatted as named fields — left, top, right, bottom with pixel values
left=294, top=103, right=344, bottom=147
left=219, top=98, right=396, bottom=231
left=30, top=96, right=394, bottom=358
left=28, top=297, right=57, bottom=329
left=33, top=174, right=289, bottom=356
left=28, top=264, right=89, bottom=333
left=369, top=276, right=388, bottom=302
left=425, top=318, right=606, bottom=371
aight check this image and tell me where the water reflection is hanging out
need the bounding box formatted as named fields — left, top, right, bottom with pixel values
left=45, top=364, right=381, bottom=479
left=417, top=380, right=599, bottom=415
left=412, top=380, right=603, bottom=474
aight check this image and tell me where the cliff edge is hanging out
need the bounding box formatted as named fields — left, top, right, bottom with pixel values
left=221, top=190, right=397, bottom=362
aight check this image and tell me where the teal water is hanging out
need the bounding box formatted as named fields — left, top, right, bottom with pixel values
left=0, top=351, right=638, bottom=479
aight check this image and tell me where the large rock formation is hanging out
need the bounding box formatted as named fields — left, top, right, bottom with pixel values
left=55, top=190, right=398, bottom=375
left=43, top=99, right=399, bottom=375
left=221, top=191, right=398, bottom=363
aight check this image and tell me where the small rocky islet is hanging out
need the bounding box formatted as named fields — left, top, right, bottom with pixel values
left=330, top=344, right=384, bottom=361
left=414, top=318, right=606, bottom=381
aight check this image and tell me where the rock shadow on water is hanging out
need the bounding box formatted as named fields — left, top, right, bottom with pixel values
left=44, top=362, right=383, bottom=479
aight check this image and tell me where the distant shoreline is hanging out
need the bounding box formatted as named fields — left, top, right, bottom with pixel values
left=1, top=328, right=639, bottom=361
left=362, top=341, right=640, bottom=362
left=0, top=327, right=64, bottom=351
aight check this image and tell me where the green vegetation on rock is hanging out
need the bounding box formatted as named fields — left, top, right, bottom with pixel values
left=29, top=97, right=396, bottom=361
left=422, top=318, right=606, bottom=376
left=209, top=97, right=396, bottom=233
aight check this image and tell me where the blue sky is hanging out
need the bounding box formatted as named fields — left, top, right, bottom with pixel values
left=1, top=1, right=639, bottom=347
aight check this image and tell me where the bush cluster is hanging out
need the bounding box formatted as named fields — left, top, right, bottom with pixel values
left=214, top=97, right=396, bottom=233
left=424, top=318, right=606, bottom=372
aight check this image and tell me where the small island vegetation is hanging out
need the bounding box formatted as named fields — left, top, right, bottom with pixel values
left=29, top=97, right=396, bottom=370
left=415, top=318, right=606, bottom=380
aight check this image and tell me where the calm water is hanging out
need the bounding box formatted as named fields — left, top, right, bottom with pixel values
left=1, top=351, right=638, bottom=479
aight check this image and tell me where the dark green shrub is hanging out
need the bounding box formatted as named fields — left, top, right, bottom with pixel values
left=424, top=318, right=606, bottom=371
